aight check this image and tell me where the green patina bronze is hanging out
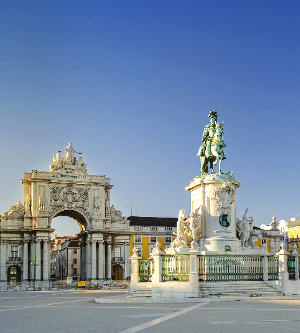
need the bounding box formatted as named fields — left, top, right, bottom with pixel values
left=197, top=110, right=226, bottom=175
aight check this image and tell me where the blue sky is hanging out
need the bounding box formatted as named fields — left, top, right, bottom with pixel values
left=0, top=1, right=299, bottom=236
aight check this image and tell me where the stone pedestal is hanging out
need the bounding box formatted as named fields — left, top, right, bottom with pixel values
left=186, top=173, right=242, bottom=254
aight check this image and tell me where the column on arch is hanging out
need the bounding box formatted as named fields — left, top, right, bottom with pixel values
left=85, top=238, right=91, bottom=281
left=23, top=240, right=29, bottom=281
left=43, top=239, right=50, bottom=282
left=106, top=239, right=112, bottom=279
left=91, top=239, right=97, bottom=280
left=30, top=240, right=35, bottom=281
left=0, top=241, right=7, bottom=282
left=98, top=240, right=105, bottom=279
left=35, top=240, right=42, bottom=281
left=124, top=242, right=130, bottom=279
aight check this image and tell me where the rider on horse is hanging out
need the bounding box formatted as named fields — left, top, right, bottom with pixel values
left=197, top=110, right=226, bottom=175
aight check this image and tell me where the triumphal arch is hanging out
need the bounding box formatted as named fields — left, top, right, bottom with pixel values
left=0, top=143, right=131, bottom=286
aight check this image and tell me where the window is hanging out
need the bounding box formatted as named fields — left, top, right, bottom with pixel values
left=149, top=227, right=157, bottom=231
left=288, top=234, right=290, bottom=241
left=134, top=226, right=143, bottom=231
left=73, top=258, right=77, bottom=265
left=11, top=246, right=18, bottom=259
left=149, top=246, right=155, bottom=256
left=114, top=247, right=121, bottom=257
left=297, top=234, right=299, bottom=240
left=261, top=239, right=266, bottom=244
left=134, top=236, right=141, bottom=243
left=165, top=227, right=172, bottom=231
left=165, top=237, right=172, bottom=243
left=297, top=243, right=299, bottom=249
left=72, top=267, right=78, bottom=275
left=135, top=246, right=142, bottom=257
left=73, top=249, right=77, bottom=255
left=150, top=236, right=156, bottom=243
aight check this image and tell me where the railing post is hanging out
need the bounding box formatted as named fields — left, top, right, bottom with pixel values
left=151, top=243, right=164, bottom=283
left=189, top=247, right=199, bottom=283
left=276, top=243, right=289, bottom=282
left=262, top=254, right=269, bottom=281
left=129, top=248, right=141, bottom=292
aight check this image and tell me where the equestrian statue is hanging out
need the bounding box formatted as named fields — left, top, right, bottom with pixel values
left=197, top=110, right=226, bottom=175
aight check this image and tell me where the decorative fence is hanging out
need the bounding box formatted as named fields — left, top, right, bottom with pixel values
left=138, top=259, right=153, bottom=282
left=288, top=256, right=296, bottom=280
left=161, top=255, right=189, bottom=282
left=268, top=255, right=279, bottom=280
left=136, top=254, right=282, bottom=283
left=197, top=255, right=264, bottom=282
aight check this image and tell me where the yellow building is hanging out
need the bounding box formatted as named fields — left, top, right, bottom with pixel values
left=287, top=218, right=300, bottom=252
left=128, top=216, right=177, bottom=258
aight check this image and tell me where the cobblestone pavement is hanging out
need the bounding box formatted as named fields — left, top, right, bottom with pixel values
left=1, top=290, right=300, bottom=333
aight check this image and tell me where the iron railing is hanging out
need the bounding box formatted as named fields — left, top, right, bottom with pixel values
left=198, top=255, right=263, bottom=282
left=161, top=255, right=189, bottom=282
left=112, top=257, right=124, bottom=262
left=8, top=257, right=21, bottom=262
left=268, top=255, right=279, bottom=280
left=288, top=256, right=296, bottom=280
left=138, top=259, right=153, bottom=282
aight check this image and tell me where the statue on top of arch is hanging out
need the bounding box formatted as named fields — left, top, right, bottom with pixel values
left=49, top=142, right=87, bottom=174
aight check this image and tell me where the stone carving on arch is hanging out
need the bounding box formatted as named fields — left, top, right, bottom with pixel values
left=49, top=184, right=90, bottom=214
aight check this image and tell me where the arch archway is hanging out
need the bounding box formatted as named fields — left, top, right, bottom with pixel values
left=50, top=209, right=88, bottom=233
left=7, top=265, right=21, bottom=285
left=112, top=264, right=124, bottom=281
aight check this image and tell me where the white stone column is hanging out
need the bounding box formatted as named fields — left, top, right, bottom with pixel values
left=23, top=240, right=29, bottom=281
left=85, top=239, right=91, bottom=281
left=35, top=240, right=41, bottom=281
left=43, top=240, right=50, bottom=282
left=98, top=240, right=105, bottom=280
left=124, top=242, right=130, bottom=279
left=107, top=241, right=112, bottom=279
left=91, top=240, right=97, bottom=280
left=30, top=241, right=35, bottom=282
left=0, top=241, right=7, bottom=282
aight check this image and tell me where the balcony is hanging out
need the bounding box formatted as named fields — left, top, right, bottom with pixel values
left=112, top=257, right=124, bottom=263
left=8, top=257, right=21, bottom=262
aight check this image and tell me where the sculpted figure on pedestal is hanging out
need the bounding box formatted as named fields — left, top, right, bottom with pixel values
left=4, top=201, right=25, bottom=218
left=61, top=142, right=79, bottom=165
left=49, top=143, right=87, bottom=174
left=169, top=209, right=201, bottom=251
left=197, top=110, right=226, bottom=175
left=38, top=193, right=46, bottom=211
left=189, top=207, right=200, bottom=244
left=25, top=195, right=31, bottom=212
left=237, top=208, right=253, bottom=248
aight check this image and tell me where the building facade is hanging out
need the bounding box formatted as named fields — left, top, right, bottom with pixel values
left=286, top=217, right=300, bottom=252
left=128, top=216, right=177, bottom=259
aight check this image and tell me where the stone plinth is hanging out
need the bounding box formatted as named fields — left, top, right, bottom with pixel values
left=186, top=173, right=242, bottom=253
